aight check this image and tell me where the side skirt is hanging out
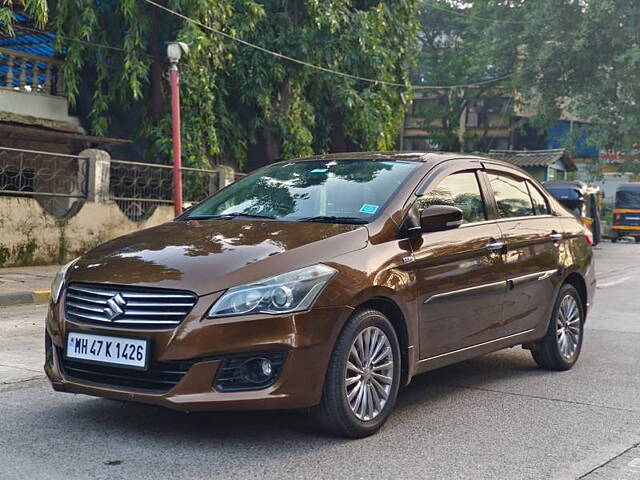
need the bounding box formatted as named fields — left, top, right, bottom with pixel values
left=412, top=328, right=542, bottom=376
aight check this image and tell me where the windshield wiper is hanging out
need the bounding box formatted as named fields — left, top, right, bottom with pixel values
left=187, top=212, right=276, bottom=220
left=297, top=216, right=368, bottom=224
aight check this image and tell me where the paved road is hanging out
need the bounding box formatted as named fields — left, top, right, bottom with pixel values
left=1, top=242, right=639, bottom=480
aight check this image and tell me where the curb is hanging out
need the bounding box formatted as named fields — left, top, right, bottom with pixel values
left=0, top=289, right=51, bottom=307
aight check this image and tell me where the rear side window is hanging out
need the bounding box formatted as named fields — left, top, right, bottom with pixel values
left=418, top=171, right=486, bottom=224
left=487, top=172, right=535, bottom=218
left=527, top=182, right=550, bottom=215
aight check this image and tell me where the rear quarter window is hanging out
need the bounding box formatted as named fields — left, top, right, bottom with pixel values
left=527, top=182, right=550, bottom=215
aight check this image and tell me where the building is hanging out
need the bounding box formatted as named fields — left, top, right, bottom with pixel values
left=0, top=14, right=129, bottom=154
left=487, top=149, right=577, bottom=182
left=402, top=91, right=513, bottom=152
left=401, top=92, right=601, bottom=176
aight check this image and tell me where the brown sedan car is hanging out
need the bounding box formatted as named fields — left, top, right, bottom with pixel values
left=45, top=152, right=595, bottom=437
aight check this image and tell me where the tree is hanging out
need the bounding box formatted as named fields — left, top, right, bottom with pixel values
left=49, top=0, right=419, bottom=171
left=413, top=0, right=640, bottom=154
left=410, top=0, right=523, bottom=152
left=1, top=1, right=47, bottom=35
left=515, top=0, right=640, bottom=153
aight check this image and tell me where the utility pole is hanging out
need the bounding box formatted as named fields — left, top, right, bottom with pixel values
left=167, top=42, right=188, bottom=216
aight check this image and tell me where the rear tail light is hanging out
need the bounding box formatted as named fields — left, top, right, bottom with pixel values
left=583, top=224, right=594, bottom=246
left=614, top=214, right=621, bottom=225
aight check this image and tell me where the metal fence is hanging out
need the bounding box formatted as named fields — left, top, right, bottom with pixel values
left=110, top=160, right=220, bottom=221
left=0, top=146, right=89, bottom=218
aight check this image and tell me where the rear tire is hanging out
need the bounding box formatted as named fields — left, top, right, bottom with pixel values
left=531, top=284, right=584, bottom=371
left=313, top=308, right=401, bottom=438
left=611, top=237, right=618, bottom=243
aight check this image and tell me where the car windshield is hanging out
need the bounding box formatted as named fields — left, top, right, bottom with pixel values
left=615, top=189, right=640, bottom=209
left=184, top=159, right=420, bottom=223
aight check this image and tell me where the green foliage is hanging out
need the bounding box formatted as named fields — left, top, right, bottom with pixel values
left=413, top=0, right=640, bottom=153
left=584, top=158, right=604, bottom=182
left=512, top=0, right=640, bottom=152
left=411, top=1, right=521, bottom=151
left=1, top=1, right=47, bottom=35
left=51, top=0, right=419, bottom=171
left=621, top=159, right=640, bottom=180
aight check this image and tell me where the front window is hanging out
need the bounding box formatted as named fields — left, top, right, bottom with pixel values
left=417, top=171, right=487, bottom=224
left=185, top=159, right=420, bottom=223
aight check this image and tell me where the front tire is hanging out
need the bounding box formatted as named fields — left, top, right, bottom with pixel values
left=313, top=308, right=401, bottom=438
left=531, top=284, right=584, bottom=370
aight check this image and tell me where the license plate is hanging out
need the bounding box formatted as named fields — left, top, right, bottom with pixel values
left=65, top=332, right=149, bottom=370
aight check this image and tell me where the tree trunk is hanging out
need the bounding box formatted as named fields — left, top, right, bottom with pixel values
left=246, top=82, right=293, bottom=170
left=148, top=12, right=164, bottom=123
left=329, top=102, right=350, bottom=152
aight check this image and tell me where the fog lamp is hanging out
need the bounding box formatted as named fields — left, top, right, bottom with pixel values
left=260, top=358, right=273, bottom=377
left=214, top=352, right=287, bottom=391
left=243, top=357, right=274, bottom=383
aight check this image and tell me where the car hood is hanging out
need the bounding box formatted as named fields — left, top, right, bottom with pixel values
left=69, top=220, right=369, bottom=295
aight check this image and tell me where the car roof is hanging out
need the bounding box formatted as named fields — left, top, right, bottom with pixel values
left=617, top=183, right=640, bottom=191
left=544, top=181, right=599, bottom=193
left=289, top=151, right=520, bottom=170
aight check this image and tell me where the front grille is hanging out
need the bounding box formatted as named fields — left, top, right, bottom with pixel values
left=65, top=283, right=197, bottom=328
left=58, top=348, right=194, bottom=392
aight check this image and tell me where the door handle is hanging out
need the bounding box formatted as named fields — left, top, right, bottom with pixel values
left=550, top=232, right=563, bottom=242
left=486, top=240, right=506, bottom=253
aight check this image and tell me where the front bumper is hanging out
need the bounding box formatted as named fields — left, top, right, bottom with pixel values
left=45, top=294, right=351, bottom=411
left=611, top=225, right=640, bottom=236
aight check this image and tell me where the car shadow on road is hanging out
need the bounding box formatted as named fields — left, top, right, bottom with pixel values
left=45, top=347, right=558, bottom=444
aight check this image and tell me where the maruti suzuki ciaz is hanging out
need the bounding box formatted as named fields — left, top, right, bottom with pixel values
left=45, top=152, right=595, bottom=437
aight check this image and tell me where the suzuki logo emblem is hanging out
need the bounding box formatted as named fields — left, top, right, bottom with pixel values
left=104, top=293, right=127, bottom=321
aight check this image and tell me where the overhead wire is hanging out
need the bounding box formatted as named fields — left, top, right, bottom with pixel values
left=15, top=25, right=129, bottom=53
left=14, top=1, right=531, bottom=91
left=422, top=1, right=528, bottom=25
left=142, top=0, right=525, bottom=91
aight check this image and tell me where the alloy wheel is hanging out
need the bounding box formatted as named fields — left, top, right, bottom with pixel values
left=344, top=326, right=394, bottom=421
left=556, top=294, right=582, bottom=360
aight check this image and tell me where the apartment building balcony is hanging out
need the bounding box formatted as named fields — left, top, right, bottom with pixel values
left=0, top=46, right=82, bottom=133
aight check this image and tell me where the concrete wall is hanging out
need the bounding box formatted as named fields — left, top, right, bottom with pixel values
left=0, top=89, right=81, bottom=129
left=0, top=196, right=173, bottom=267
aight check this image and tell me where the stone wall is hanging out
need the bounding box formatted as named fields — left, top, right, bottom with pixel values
left=0, top=147, right=235, bottom=267
left=0, top=196, right=174, bottom=267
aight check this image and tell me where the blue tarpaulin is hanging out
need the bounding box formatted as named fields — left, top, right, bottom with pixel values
left=0, top=12, right=57, bottom=58
left=546, top=121, right=599, bottom=158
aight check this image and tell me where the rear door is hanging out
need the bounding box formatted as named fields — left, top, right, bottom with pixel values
left=482, top=168, right=561, bottom=336
left=411, top=165, right=507, bottom=359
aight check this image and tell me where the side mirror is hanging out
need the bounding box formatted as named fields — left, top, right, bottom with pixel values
left=420, top=205, right=464, bottom=233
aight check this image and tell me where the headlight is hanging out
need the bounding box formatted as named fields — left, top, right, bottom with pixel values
left=208, top=264, right=337, bottom=318
left=51, top=258, right=79, bottom=304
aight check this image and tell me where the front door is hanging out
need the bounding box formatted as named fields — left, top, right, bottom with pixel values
left=410, top=169, right=508, bottom=359
left=484, top=170, right=561, bottom=335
